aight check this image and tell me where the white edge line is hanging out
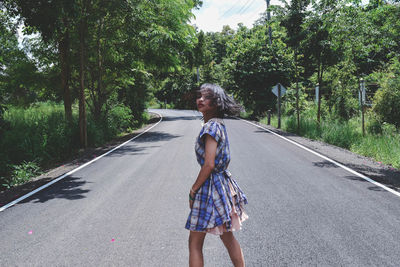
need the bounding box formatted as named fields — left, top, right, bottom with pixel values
left=238, top=118, right=400, bottom=198
left=0, top=111, right=163, bottom=212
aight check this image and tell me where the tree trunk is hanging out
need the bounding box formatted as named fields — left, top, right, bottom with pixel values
left=59, top=27, right=72, bottom=124
left=317, top=60, right=322, bottom=124
left=94, top=18, right=104, bottom=122
left=295, top=48, right=300, bottom=133
left=79, top=2, right=88, bottom=148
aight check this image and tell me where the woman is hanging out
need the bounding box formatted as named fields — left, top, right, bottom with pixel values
left=185, top=83, right=248, bottom=267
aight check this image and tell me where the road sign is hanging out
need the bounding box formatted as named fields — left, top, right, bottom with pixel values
left=272, top=83, right=286, bottom=97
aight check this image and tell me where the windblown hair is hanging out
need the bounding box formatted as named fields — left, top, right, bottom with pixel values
left=198, top=83, right=243, bottom=118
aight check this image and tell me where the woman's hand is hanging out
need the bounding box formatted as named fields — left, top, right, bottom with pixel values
left=189, top=188, right=196, bottom=209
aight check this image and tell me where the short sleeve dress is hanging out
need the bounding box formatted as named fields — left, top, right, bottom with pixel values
left=185, top=118, right=248, bottom=235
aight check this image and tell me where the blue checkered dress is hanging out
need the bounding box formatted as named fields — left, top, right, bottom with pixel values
left=185, top=118, right=248, bottom=232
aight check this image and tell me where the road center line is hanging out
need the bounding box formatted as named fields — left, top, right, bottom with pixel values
left=239, top=118, right=400, bottom=198
left=0, top=111, right=163, bottom=212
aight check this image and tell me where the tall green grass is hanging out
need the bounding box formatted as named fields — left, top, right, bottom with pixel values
left=0, top=101, right=145, bottom=189
left=351, top=125, right=400, bottom=168
left=260, top=113, right=399, bottom=169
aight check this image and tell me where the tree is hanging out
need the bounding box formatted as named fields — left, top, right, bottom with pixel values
left=3, top=0, right=77, bottom=123
left=278, top=0, right=310, bottom=131
left=302, top=0, right=338, bottom=123
left=224, top=24, right=292, bottom=117
left=0, top=9, right=43, bottom=106
left=372, top=59, right=400, bottom=128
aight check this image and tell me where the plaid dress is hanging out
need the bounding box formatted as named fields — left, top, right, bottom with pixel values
left=185, top=118, right=248, bottom=233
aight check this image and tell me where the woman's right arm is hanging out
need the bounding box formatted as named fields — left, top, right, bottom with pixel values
left=189, top=134, right=217, bottom=208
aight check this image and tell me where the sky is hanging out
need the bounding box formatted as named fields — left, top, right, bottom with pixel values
left=17, top=0, right=271, bottom=46
left=191, top=0, right=370, bottom=33
left=191, top=0, right=283, bottom=32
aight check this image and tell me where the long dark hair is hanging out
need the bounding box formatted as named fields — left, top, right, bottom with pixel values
left=198, top=83, right=243, bottom=118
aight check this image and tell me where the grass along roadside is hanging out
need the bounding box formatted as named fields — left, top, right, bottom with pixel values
left=260, top=114, right=400, bottom=170
left=0, top=101, right=153, bottom=190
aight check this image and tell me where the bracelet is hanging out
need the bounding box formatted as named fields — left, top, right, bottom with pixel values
left=189, top=193, right=195, bottom=201
left=190, top=188, right=197, bottom=194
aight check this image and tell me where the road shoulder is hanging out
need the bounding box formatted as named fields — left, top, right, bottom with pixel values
left=244, top=118, right=400, bottom=192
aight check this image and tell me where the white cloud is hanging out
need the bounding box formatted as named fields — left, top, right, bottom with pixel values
left=191, top=0, right=283, bottom=32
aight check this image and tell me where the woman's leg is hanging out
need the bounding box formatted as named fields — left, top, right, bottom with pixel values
left=220, top=231, right=245, bottom=267
left=189, top=231, right=207, bottom=267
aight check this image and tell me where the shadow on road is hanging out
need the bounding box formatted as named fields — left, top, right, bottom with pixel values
left=253, top=129, right=300, bottom=138
left=134, top=131, right=182, bottom=142
left=104, top=131, right=180, bottom=158
left=313, top=160, right=339, bottom=168
left=20, top=176, right=90, bottom=204
left=104, top=144, right=152, bottom=157
left=162, top=116, right=201, bottom=121
left=312, top=160, right=400, bottom=193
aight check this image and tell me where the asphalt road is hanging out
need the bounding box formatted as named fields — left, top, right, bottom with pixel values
left=1, top=109, right=400, bottom=266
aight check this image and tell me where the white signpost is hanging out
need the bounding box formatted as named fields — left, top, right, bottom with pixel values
left=271, top=83, right=286, bottom=129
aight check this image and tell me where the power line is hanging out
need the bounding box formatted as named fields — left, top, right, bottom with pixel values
left=219, top=0, right=244, bottom=19
left=238, top=0, right=258, bottom=15
left=236, top=0, right=253, bottom=15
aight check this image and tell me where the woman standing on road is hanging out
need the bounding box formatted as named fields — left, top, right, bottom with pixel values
left=185, top=83, right=248, bottom=267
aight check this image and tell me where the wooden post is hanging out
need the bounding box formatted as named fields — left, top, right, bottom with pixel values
left=267, top=109, right=271, bottom=125
left=360, top=78, right=365, bottom=136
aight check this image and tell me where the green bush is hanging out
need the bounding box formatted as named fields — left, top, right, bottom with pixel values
left=372, top=59, right=400, bottom=128
left=2, top=161, right=42, bottom=189
left=321, top=119, right=360, bottom=149
left=366, top=111, right=382, bottom=134
left=2, top=102, right=79, bottom=165
left=0, top=101, right=145, bottom=190
left=108, top=104, right=134, bottom=133
left=261, top=110, right=399, bottom=169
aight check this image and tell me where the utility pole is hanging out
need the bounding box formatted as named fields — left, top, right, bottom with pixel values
left=278, top=83, right=281, bottom=129
left=266, top=0, right=272, bottom=46
left=360, top=78, right=365, bottom=136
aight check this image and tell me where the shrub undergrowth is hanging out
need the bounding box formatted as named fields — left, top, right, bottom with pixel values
left=0, top=101, right=147, bottom=190
left=260, top=109, right=399, bottom=169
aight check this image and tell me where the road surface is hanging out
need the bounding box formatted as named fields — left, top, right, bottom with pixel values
left=1, top=109, right=400, bottom=266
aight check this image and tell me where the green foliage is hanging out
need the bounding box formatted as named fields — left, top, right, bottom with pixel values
left=2, top=161, right=42, bottom=189
left=224, top=24, right=292, bottom=117
left=0, top=101, right=141, bottom=189
left=282, top=85, right=309, bottom=116
left=0, top=10, right=47, bottom=106
left=372, top=59, right=400, bottom=127
left=2, top=0, right=400, bottom=187
left=108, top=104, right=134, bottom=132
left=351, top=130, right=400, bottom=169
left=320, top=119, right=361, bottom=149
left=365, top=111, right=383, bottom=134
left=262, top=109, right=399, bottom=169
left=1, top=102, right=79, bottom=167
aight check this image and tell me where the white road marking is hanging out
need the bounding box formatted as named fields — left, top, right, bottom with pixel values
left=0, top=112, right=163, bottom=212
left=239, top=118, right=400, bottom=198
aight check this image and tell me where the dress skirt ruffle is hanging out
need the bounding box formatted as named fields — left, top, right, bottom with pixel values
left=206, top=180, right=248, bottom=235
left=185, top=170, right=248, bottom=235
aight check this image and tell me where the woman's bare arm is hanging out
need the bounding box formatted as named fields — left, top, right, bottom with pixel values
left=191, top=134, right=217, bottom=192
